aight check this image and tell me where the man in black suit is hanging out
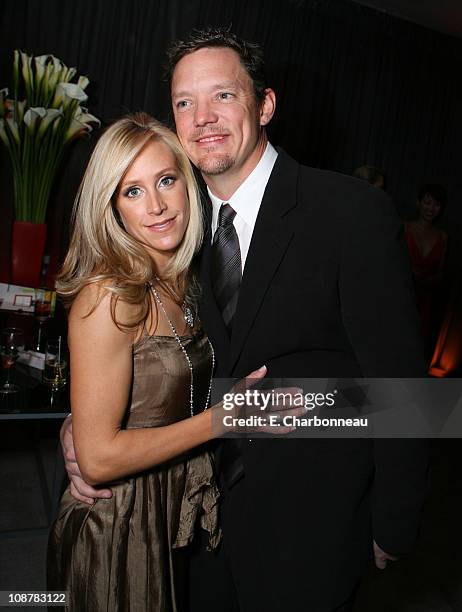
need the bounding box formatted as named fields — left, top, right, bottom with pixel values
left=166, top=29, right=428, bottom=612
left=63, top=28, right=428, bottom=612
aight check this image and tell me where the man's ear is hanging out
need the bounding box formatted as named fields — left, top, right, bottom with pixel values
left=259, top=88, right=276, bottom=127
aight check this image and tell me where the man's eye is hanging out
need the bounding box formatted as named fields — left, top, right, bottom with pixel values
left=176, top=100, right=190, bottom=110
left=125, top=187, right=142, bottom=198
left=159, top=176, right=175, bottom=188
left=218, top=92, right=233, bottom=100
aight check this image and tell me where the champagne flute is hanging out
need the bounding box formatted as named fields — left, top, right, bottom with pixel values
left=33, top=288, right=51, bottom=352
left=43, top=337, right=68, bottom=390
left=0, top=328, right=25, bottom=394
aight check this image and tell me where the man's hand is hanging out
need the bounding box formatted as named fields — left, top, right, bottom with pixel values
left=60, top=416, right=112, bottom=505
left=215, top=366, right=307, bottom=436
left=373, top=540, right=398, bottom=570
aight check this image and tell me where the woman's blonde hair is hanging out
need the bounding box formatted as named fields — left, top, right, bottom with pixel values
left=57, top=112, right=203, bottom=329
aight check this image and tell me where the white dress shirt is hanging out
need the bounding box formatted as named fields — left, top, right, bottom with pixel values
left=208, top=142, right=278, bottom=272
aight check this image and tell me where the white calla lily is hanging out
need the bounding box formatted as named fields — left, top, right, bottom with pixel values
left=74, top=105, right=99, bottom=128
left=77, top=76, right=90, bottom=90
left=79, top=112, right=100, bottom=128
left=37, top=108, right=62, bottom=136
left=24, top=107, right=47, bottom=131
left=65, top=118, right=88, bottom=142
left=43, top=61, right=54, bottom=89
left=47, top=65, right=64, bottom=95
left=51, top=83, right=64, bottom=107
left=61, top=82, right=88, bottom=103
left=51, top=55, right=62, bottom=73
left=20, top=51, right=32, bottom=89
left=35, top=55, right=50, bottom=65
left=34, top=55, right=49, bottom=82
left=63, top=67, right=77, bottom=82
left=1, top=49, right=99, bottom=223
left=53, top=82, right=88, bottom=107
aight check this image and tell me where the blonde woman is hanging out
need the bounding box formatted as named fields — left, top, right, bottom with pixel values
left=47, top=113, right=266, bottom=611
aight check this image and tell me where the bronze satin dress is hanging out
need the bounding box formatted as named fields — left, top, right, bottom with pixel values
left=47, top=328, right=221, bottom=612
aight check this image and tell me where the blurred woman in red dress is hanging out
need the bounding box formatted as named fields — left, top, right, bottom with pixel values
left=405, top=184, right=448, bottom=360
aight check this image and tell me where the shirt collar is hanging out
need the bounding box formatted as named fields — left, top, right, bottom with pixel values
left=208, top=142, right=278, bottom=230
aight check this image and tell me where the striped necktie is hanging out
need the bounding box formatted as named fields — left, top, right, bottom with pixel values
left=211, top=204, right=242, bottom=333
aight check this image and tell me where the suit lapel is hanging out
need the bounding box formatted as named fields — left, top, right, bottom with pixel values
left=229, top=150, right=299, bottom=373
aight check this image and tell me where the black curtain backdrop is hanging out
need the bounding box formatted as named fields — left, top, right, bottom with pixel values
left=1, top=0, right=461, bottom=281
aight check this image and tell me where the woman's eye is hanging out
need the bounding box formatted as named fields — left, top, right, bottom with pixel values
left=125, top=187, right=142, bottom=198
left=159, top=176, right=175, bottom=188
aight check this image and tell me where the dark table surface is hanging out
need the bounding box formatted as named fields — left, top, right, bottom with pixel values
left=0, top=362, right=69, bottom=420
left=1, top=299, right=69, bottom=420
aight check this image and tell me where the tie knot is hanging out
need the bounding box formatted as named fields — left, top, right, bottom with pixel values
left=218, top=203, right=236, bottom=227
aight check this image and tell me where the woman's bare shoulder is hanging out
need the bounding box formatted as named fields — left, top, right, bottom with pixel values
left=70, top=283, right=111, bottom=321
left=69, top=283, right=140, bottom=338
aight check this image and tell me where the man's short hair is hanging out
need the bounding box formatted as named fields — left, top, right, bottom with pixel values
left=353, top=165, right=385, bottom=187
left=165, top=27, right=267, bottom=101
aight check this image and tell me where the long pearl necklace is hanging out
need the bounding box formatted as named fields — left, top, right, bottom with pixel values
left=150, top=283, right=215, bottom=417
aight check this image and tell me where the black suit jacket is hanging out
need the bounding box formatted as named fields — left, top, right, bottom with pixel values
left=198, top=150, right=428, bottom=611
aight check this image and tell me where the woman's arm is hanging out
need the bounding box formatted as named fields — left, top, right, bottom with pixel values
left=70, top=286, right=223, bottom=486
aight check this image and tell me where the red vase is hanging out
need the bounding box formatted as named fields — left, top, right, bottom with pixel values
left=11, top=221, right=47, bottom=288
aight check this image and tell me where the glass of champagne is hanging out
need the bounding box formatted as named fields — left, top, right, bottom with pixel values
left=43, top=337, right=68, bottom=390
left=33, top=288, right=52, bottom=352
left=0, top=328, right=25, bottom=394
